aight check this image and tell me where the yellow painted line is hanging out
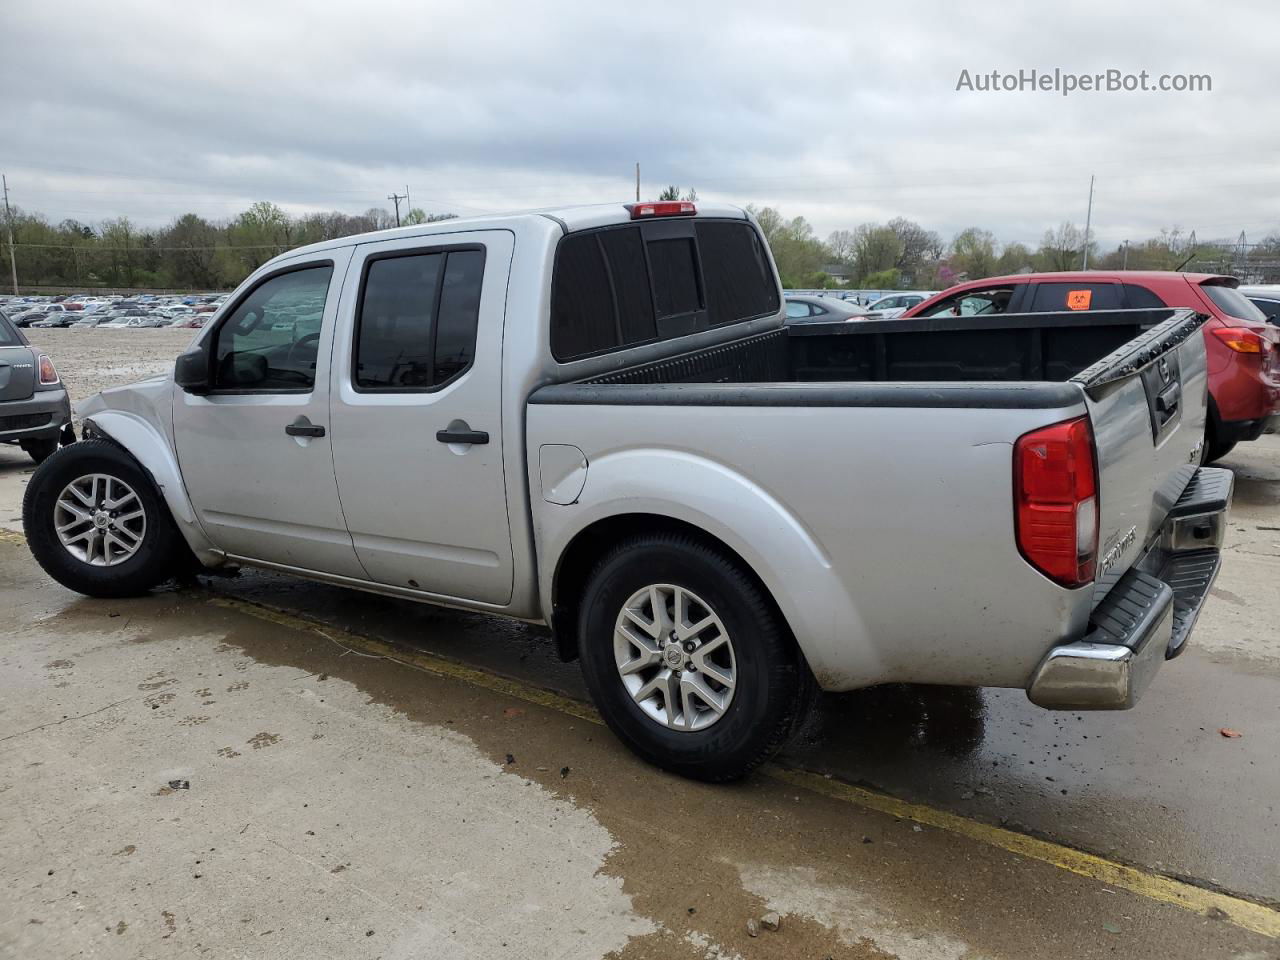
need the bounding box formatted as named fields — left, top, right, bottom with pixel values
left=208, top=591, right=1280, bottom=938
left=205, top=595, right=601, bottom=723
left=767, top=767, right=1280, bottom=939
left=1, top=535, right=1273, bottom=940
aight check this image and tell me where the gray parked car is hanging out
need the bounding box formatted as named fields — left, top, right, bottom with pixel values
left=0, top=313, right=72, bottom=462
left=784, top=295, right=869, bottom=323
left=1239, top=285, right=1280, bottom=325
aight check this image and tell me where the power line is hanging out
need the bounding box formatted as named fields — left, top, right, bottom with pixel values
left=9, top=241, right=285, bottom=251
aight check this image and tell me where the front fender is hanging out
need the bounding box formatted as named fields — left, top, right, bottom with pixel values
left=538, top=448, right=882, bottom=689
left=82, top=410, right=221, bottom=565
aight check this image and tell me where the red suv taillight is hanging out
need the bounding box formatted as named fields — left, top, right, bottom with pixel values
left=1014, top=416, right=1098, bottom=587
left=1209, top=326, right=1271, bottom=355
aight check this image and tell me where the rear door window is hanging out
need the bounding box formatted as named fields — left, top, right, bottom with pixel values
left=1027, top=282, right=1121, bottom=312
left=354, top=248, right=485, bottom=390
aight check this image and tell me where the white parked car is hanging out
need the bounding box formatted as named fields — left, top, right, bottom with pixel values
left=865, top=292, right=936, bottom=319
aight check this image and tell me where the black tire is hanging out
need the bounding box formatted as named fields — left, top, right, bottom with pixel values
left=20, top=437, right=59, bottom=464
left=22, top=439, right=183, bottom=598
left=577, top=532, right=815, bottom=782
left=1203, top=424, right=1237, bottom=464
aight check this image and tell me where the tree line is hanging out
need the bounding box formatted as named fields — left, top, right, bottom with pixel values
left=749, top=208, right=1280, bottom=289
left=0, top=201, right=457, bottom=291
left=2, top=198, right=1276, bottom=292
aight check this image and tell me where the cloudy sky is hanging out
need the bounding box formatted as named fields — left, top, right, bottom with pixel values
left=3, top=0, right=1277, bottom=250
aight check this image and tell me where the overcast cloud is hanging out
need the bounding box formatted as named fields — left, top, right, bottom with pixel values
left=2, top=0, right=1277, bottom=249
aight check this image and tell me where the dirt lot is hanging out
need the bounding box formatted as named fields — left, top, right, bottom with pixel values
left=2, top=332, right=1279, bottom=959
left=25, top=328, right=195, bottom=423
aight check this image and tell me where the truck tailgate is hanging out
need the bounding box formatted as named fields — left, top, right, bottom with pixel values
left=1074, top=310, right=1210, bottom=603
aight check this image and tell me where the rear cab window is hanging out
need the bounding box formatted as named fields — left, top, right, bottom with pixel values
left=550, top=218, right=779, bottom=362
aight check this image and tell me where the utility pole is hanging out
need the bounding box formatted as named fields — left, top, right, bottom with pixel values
left=387, top=190, right=408, bottom=227
left=2, top=174, right=17, bottom=295
left=1121, top=239, right=1129, bottom=270
left=404, top=185, right=411, bottom=219
left=1081, top=174, right=1095, bottom=270
left=635, top=162, right=640, bottom=202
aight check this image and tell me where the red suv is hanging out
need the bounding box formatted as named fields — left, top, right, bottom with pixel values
left=902, top=272, right=1280, bottom=461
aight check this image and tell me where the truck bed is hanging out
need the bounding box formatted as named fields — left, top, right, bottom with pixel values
left=572, top=308, right=1194, bottom=390
left=528, top=307, right=1211, bottom=692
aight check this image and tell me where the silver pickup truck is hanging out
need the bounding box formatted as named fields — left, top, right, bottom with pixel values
left=23, top=201, right=1232, bottom=780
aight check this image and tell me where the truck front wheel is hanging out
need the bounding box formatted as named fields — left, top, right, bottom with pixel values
left=577, top=532, right=813, bottom=782
left=23, top=440, right=184, bottom=598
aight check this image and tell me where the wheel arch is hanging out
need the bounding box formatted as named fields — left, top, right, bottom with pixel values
left=550, top=513, right=781, bottom=660
left=82, top=412, right=221, bottom=564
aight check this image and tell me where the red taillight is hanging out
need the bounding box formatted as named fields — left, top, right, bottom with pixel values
left=1014, top=416, right=1098, bottom=587
left=38, top=355, right=59, bottom=385
left=626, top=201, right=696, bottom=219
left=1210, top=326, right=1270, bottom=354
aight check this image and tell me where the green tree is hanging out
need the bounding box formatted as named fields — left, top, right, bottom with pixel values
left=996, top=241, right=1033, bottom=275
left=950, top=228, right=998, bottom=280
left=1035, top=222, right=1093, bottom=271
left=850, top=224, right=902, bottom=283
left=862, top=268, right=901, bottom=289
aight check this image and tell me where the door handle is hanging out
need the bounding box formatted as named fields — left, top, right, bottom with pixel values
left=285, top=420, right=326, bottom=438
left=436, top=421, right=489, bottom=445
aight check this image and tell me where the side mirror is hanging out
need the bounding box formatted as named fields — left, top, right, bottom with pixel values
left=174, top=343, right=211, bottom=394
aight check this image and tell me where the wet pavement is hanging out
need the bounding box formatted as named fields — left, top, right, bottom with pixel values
left=190, top=437, right=1280, bottom=905
left=1, top=435, right=1279, bottom=958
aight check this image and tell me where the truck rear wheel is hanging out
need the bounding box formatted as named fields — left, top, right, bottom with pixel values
left=22, top=440, right=183, bottom=598
left=577, top=532, right=813, bottom=781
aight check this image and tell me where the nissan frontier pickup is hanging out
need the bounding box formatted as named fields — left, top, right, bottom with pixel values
left=23, top=201, right=1232, bottom=780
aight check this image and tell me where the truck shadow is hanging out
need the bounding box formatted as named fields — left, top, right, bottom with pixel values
left=802, top=684, right=988, bottom=763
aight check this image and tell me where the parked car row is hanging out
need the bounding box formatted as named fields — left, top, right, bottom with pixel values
left=782, top=289, right=937, bottom=321
left=0, top=292, right=228, bottom=331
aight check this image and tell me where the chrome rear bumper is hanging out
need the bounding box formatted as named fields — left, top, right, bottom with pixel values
left=1027, top=467, right=1232, bottom=711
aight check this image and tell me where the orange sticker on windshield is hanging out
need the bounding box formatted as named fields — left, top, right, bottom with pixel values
left=1066, top=289, right=1093, bottom=310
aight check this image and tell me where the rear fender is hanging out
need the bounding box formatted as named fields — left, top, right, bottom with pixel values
left=540, top=448, right=881, bottom=689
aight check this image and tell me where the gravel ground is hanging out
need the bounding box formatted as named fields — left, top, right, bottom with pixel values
left=24, top=328, right=196, bottom=421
